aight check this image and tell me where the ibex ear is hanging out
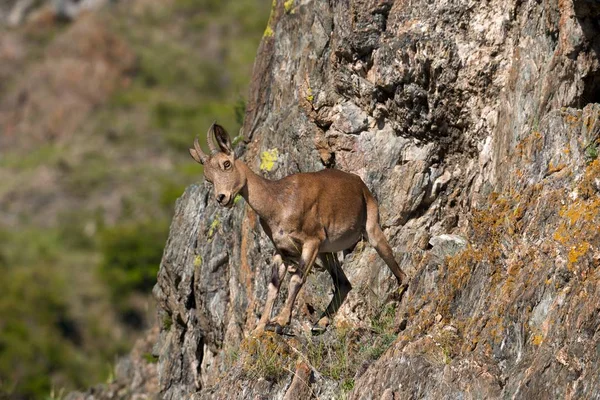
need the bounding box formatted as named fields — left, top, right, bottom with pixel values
left=212, top=123, right=233, bottom=156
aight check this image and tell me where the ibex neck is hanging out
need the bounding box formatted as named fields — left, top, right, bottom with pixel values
left=238, top=161, right=280, bottom=220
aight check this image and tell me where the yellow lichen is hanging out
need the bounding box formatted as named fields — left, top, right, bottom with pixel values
left=421, top=138, right=599, bottom=364
left=568, top=242, right=591, bottom=268
left=579, top=159, right=600, bottom=198
left=284, top=0, right=294, bottom=14
left=208, top=217, right=220, bottom=238
left=531, top=334, right=544, bottom=346
left=263, top=25, right=274, bottom=37
left=305, top=85, right=314, bottom=103
left=263, top=0, right=277, bottom=38
left=551, top=159, right=600, bottom=273
left=260, top=148, right=279, bottom=171
left=547, top=162, right=566, bottom=175
left=563, top=110, right=582, bottom=127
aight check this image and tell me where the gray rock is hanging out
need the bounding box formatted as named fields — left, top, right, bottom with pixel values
left=331, top=101, right=369, bottom=135
left=429, top=234, right=468, bottom=259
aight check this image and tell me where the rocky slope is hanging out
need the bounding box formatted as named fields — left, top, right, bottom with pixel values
left=101, top=0, right=600, bottom=398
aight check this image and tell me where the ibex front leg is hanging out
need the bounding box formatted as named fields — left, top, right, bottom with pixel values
left=254, top=254, right=287, bottom=334
left=267, top=240, right=320, bottom=334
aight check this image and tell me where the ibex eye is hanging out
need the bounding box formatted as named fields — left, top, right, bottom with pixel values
left=223, top=161, right=232, bottom=170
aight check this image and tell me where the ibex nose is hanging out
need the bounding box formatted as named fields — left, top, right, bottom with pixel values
left=217, top=194, right=226, bottom=204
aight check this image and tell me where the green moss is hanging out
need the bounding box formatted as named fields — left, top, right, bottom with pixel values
left=142, top=353, right=159, bottom=364
left=342, top=378, right=355, bottom=393
left=585, top=142, right=598, bottom=164
left=162, top=315, right=173, bottom=331
left=371, top=303, right=397, bottom=335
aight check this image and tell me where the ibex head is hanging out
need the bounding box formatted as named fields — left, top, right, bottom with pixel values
left=189, top=123, right=245, bottom=208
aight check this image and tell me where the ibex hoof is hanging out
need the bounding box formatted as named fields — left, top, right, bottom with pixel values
left=398, top=282, right=408, bottom=296
left=388, top=282, right=408, bottom=302
left=310, top=325, right=328, bottom=336
left=265, top=322, right=283, bottom=334
left=265, top=322, right=294, bottom=336
left=397, top=318, right=408, bottom=332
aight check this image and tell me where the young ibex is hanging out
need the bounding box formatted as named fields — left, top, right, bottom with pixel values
left=190, top=123, right=408, bottom=335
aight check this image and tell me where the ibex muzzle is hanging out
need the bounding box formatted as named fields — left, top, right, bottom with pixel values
left=190, top=123, right=408, bottom=335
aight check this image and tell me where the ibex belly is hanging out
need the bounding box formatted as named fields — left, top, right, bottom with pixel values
left=270, top=224, right=362, bottom=258
left=319, top=230, right=362, bottom=253
left=317, top=199, right=366, bottom=253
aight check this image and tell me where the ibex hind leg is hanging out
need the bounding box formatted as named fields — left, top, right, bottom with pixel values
left=364, top=195, right=407, bottom=287
left=311, top=253, right=352, bottom=336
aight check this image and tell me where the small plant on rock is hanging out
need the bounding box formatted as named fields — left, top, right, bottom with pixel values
left=585, top=142, right=598, bottom=164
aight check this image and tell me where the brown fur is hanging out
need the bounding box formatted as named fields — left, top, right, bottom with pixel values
left=190, top=124, right=407, bottom=334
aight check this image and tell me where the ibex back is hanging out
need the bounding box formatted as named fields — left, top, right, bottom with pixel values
left=190, top=123, right=407, bottom=335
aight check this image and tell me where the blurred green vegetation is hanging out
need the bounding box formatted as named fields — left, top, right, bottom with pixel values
left=99, top=219, right=169, bottom=323
left=0, top=0, right=269, bottom=398
left=0, top=226, right=126, bottom=399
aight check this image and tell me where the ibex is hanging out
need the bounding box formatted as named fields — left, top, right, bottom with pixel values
left=190, top=123, right=408, bottom=335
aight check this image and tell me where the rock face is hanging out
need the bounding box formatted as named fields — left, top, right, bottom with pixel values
left=148, top=0, right=600, bottom=399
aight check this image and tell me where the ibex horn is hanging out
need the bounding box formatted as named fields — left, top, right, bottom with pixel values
left=194, top=135, right=208, bottom=162
left=207, top=122, right=218, bottom=154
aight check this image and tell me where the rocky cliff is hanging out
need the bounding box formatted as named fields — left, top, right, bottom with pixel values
left=82, top=0, right=600, bottom=398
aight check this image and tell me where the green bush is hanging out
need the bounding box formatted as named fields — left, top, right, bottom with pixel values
left=63, top=151, right=114, bottom=197
left=99, top=220, right=168, bottom=300
left=0, top=227, right=127, bottom=398
left=0, top=264, right=85, bottom=399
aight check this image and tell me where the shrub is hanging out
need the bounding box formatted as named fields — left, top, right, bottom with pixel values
left=99, top=220, right=168, bottom=299
left=0, top=263, right=85, bottom=399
